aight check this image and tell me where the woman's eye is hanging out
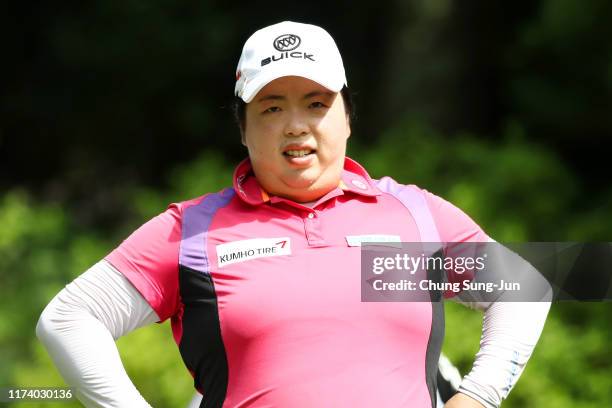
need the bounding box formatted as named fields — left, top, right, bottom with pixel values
left=263, top=106, right=281, bottom=114
left=309, top=101, right=326, bottom=109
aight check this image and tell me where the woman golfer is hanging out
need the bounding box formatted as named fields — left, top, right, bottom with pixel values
left=37, top=21, right=550, bottom=407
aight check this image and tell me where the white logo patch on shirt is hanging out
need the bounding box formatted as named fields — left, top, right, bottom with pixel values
left=345, top=234, right=402, bottom=248
left=216, top=237, right=291, bottom=267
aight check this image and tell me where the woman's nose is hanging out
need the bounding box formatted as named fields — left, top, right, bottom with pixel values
left=283, top=112, right=309, bottom=137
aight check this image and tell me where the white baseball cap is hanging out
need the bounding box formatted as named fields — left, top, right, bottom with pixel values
left=234, top=21, right=347, bottom=103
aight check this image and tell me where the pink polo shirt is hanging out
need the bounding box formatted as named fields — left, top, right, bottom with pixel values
left=106, top=157, right=487, bottom=407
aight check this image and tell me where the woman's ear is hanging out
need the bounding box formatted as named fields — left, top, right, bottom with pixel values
left=346, top=115, right=351, bottom=139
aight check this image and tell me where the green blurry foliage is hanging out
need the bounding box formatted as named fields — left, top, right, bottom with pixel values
left=354, top=119, right=581, bottom=241
left=130, top=152, right=234, bottom=221
left=2, top=120, right=611, bottom=406
left=0, top=192, right=111, bottom=399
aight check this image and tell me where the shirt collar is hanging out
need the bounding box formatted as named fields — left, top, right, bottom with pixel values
left=232, top=156, right=381, bottom=206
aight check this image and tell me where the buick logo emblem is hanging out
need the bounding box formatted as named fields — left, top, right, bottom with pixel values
left=273, top=34, right=301, bottom=51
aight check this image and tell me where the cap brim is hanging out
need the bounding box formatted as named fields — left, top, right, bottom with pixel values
left=240, top=64, right=345, bottom=103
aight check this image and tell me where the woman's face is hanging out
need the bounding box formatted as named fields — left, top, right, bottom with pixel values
left=242, top=76, right=351, bottom=203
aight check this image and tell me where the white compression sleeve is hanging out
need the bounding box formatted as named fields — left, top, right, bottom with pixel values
left=36, top=260, right=159, bottom=407
left=450, top=298, right=551, bottom=408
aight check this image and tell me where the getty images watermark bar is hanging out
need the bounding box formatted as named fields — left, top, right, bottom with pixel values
left=360, top=242, right=612, bottom=302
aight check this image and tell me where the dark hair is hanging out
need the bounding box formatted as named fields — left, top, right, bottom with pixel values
left=232, top=86, right=354, bottom=132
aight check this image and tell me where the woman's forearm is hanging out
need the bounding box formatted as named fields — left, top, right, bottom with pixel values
left=36, top=261, right=158, bottom=407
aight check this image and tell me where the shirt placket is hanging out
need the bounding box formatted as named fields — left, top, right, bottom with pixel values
left=303, top=210, right=327, bottom=247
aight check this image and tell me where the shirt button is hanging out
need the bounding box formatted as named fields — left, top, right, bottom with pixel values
left=307, top=213, right=315, bottom=219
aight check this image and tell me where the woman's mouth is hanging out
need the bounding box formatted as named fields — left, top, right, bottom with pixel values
left=282, top=148, right=316, bottom=165
left=283, top=149, right=315, bottom=157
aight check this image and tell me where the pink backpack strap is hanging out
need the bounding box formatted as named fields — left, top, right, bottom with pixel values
left=375, top=177, right=442, bottom=243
